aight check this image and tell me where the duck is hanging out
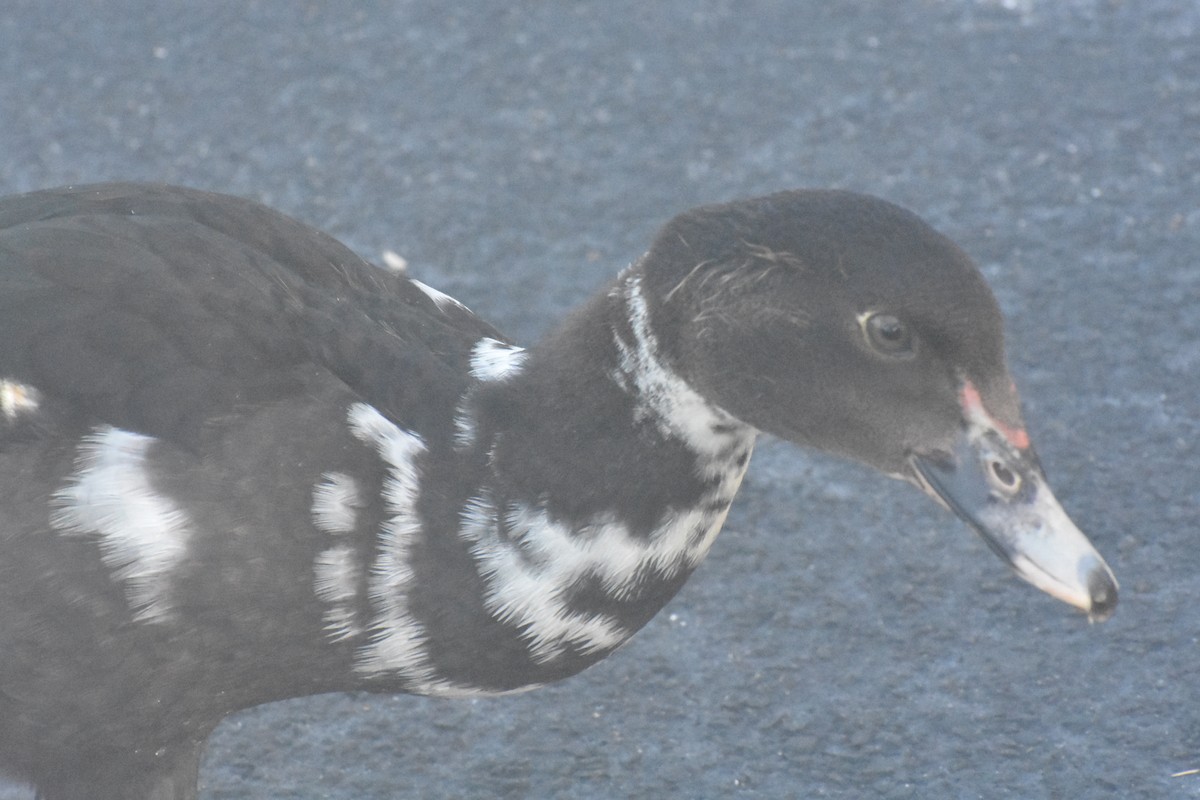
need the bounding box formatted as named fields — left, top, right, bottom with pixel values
left=0, top=183, right=1117, bottom=799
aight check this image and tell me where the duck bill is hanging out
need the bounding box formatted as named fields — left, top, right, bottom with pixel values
left=910, top=428, right=1118, bottom=622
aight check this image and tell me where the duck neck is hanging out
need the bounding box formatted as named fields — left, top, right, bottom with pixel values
left=350, top=270, right=757, bottom=697
left=458, top=269, right=757, bottom=659
left=485, top=268, right=757, bottom=533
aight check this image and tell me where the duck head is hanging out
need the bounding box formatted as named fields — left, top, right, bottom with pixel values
left=641, top=189, right=1117, bottom=621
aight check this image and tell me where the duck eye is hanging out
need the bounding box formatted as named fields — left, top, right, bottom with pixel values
left=863, top=313, right=916, bottom=358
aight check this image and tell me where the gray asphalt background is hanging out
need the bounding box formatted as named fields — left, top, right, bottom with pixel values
left=0, top=1, right=1197, bottom=797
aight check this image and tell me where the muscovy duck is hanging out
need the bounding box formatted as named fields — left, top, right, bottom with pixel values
left=0, top=184, right=1116, bottom=799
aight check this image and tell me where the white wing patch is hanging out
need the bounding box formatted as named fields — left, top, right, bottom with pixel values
left=50, top=427, right=191, bottom=623
left=312, top=472, right=365, bottom=641
left=469, top=337, right=527, bottom=382
left=410, top=278, right=469, bottom=312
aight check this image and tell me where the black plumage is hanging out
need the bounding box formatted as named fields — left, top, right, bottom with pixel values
left=0, top=184, right=1115, bottom=799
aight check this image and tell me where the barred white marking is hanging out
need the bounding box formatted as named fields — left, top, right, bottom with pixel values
left=347, top=403, right=482, bottom=695
left=462, top=497, right=627, bottom=663
left=452, top=398, right=476, bottom=449
left=50, top=427, right=190, bottom=623
left=347, top=404, right=425, bottom=671
left=0, top=379, right=39, bottom=420
left=410, top=278, right=468, bottom=312
left=460, top=440, right=752, bottom=663
left=312, top=472, right=365, bottom=640
left=470, top=337, right=528, bottom=382
left=612, top=273, right=755, bottom=463
left=314, top=544, right=362, bottom=641
left=312, top=472, right=362, bottom=535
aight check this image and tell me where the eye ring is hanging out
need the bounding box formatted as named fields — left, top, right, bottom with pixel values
left=861, top=312, right=917, bottom=358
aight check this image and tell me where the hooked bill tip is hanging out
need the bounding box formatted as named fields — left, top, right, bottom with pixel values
left=1087, top=566, right=1119, bottom=623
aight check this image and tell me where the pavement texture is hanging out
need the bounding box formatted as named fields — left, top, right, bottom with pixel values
left=0, top=1, right=1197, bottom=798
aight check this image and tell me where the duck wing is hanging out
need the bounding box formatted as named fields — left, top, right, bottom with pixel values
left=0, top=182, right=502, bottom=449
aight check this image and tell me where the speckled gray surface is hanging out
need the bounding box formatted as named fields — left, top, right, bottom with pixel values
left=0, top=1, right=1197, bottom=798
